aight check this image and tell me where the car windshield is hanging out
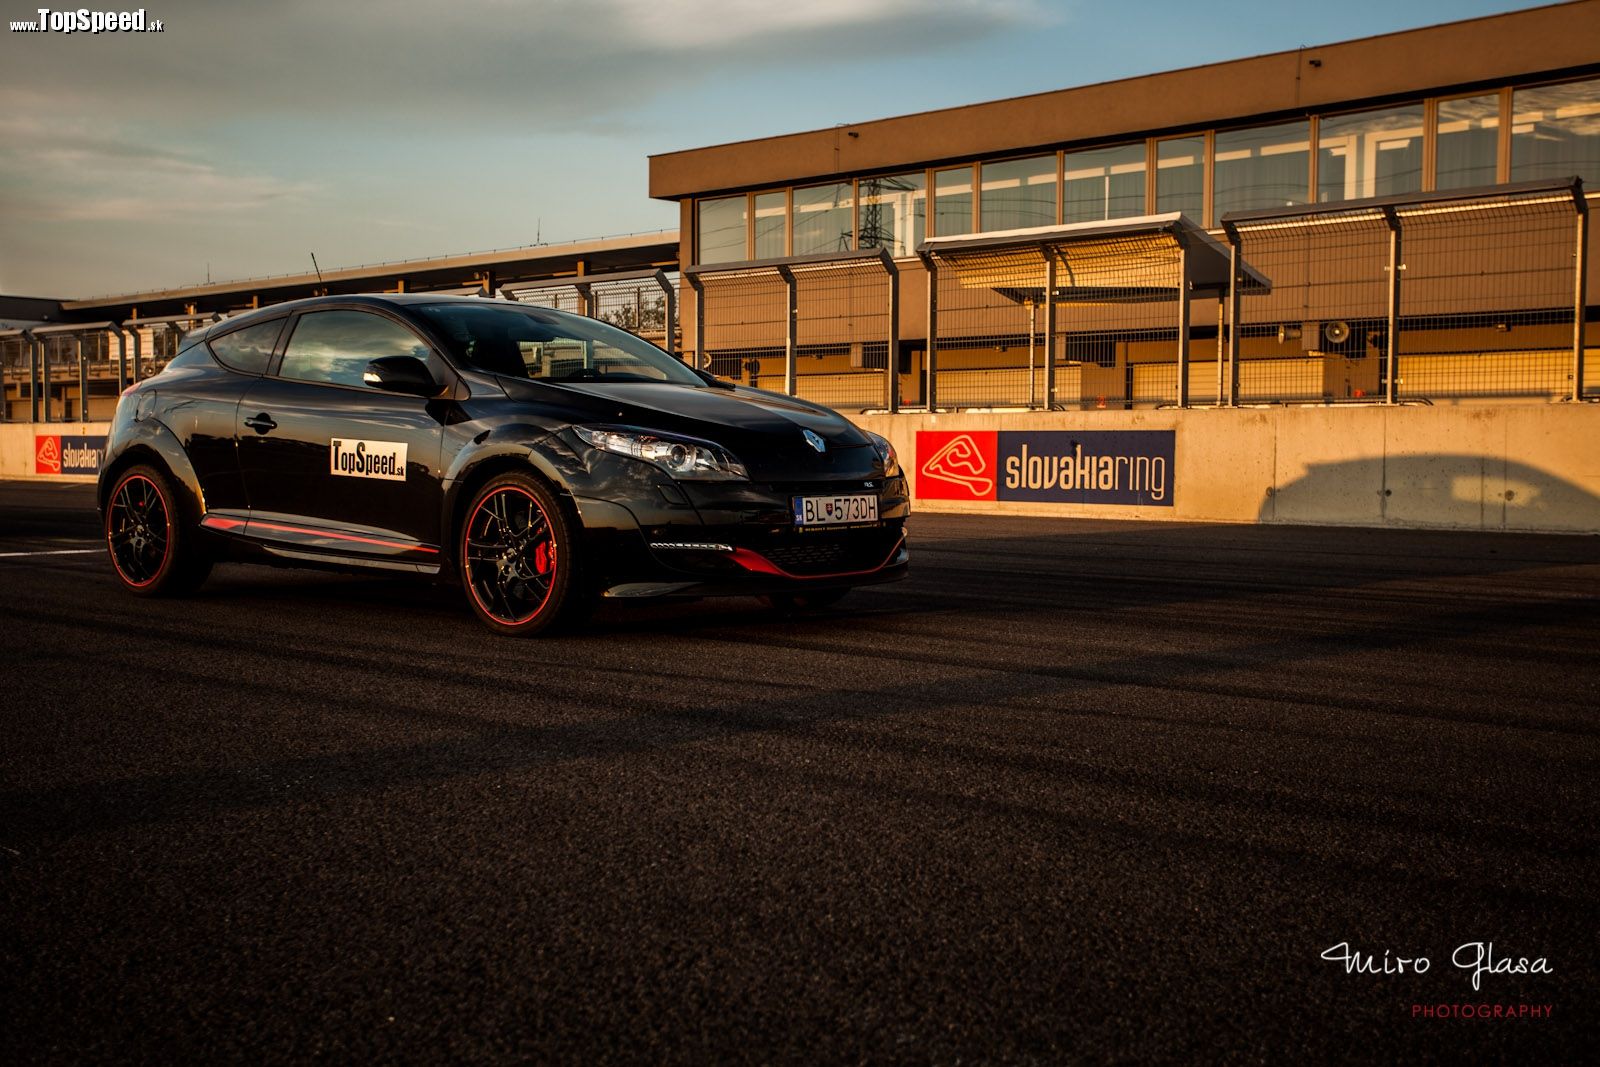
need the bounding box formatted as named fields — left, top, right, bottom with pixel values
left=413, top=302, right=702, bottom=386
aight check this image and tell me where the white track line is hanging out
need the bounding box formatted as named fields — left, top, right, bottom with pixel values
left=0, top=548, right=101, bottom=558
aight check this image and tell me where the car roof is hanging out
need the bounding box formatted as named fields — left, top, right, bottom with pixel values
left=199, top=293, right=556, bottom=337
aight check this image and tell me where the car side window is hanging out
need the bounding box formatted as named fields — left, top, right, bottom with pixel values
left=278, top=310, right=431, bottom=389
left=207, top=318, right=285, bottom=375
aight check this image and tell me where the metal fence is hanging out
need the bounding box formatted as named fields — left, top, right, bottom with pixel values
left=1224, top=179, right=1588, bottom=406
left=0, top=314, right=226, bottom=423
left=504, top=269, right=678, bottom=355
left=2, top=183, right=1589, bottom=425
left=905, top=177, right=1589, bottom=411
left=685, top=249, right=899, bottom=412
left=922, top=231, right=1211, bottom=410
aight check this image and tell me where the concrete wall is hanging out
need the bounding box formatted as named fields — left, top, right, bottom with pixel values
left=0, top=421, right=108, bottom=482
left=4, top=406, right=1597, bottom=533
left=855, top=404, right=1600, bottom=534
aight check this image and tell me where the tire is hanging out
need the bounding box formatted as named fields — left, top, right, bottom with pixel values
left=761, top=587, right=851, bottom=614
left=459, top=471, right=586, bottom=636
left=104, top=464, right=212, bottom=597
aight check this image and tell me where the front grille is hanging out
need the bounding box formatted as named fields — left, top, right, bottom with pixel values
left=755, top=527, right=901, bottom=576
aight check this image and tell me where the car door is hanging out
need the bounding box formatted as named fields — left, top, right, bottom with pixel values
left=235, top=307, right=449, bottom=560
left=183, top=316, right=290, bottom=519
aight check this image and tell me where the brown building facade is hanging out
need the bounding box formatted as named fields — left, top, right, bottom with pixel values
left=651, top=1, right=1600, bottom=411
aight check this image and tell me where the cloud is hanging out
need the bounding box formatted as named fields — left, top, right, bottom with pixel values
left=0, top=114, right=314, bottom=223
left=0, top=0, right=1049, bottom=293
left=1, top=0, right=1046, bottom=123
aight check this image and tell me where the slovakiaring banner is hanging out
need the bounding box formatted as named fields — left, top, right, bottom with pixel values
left=35, top=434, right=108, bottom=475
left=916, top=429, right=1174, bottom=507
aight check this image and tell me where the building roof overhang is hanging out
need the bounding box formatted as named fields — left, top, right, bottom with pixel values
left=918, top=213, right=1270, bottom=303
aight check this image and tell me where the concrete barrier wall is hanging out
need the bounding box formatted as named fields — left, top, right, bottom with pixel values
left=856, top=404, right=1600, bottom=534
left=3, top=406, right=1596, bottom=532
left=0, top=421, right=109, bottom=482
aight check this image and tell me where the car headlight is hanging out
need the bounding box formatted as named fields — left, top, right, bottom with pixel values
left=574, top=425, right=749, bottom=482
left=866, top=431, right=901, bottom=478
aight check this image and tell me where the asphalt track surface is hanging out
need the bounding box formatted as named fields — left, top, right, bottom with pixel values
left=2, top=478, right=1597, bottom=1064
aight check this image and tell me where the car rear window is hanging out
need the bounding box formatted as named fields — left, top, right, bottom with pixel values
left=207, top=318, right=286, bottom=375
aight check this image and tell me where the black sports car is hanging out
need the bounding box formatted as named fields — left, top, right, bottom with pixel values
left=98, top=294, right=908, bottom=634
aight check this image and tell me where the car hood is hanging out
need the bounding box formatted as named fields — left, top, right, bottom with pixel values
left=501, top=378, right=880, bottom=482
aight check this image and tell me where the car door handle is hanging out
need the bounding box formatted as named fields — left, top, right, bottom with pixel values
left=244, top=413, right=277, bottom=433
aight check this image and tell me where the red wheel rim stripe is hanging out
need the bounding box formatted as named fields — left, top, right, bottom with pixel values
left=464, top=486, right=557, bottom=626
left=106, top=473, right=171, bottom=588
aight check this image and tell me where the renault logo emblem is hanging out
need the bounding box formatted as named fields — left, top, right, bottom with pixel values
left=803, top=429, right=826, bottom=453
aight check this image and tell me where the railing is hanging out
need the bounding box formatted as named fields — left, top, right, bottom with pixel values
left=684, top=249, right=901, bottom=413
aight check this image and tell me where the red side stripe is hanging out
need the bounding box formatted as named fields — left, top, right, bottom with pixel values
left=201, top=514, right=437, bottom=554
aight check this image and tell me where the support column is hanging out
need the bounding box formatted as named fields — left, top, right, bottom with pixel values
left=1043, top=252, right=1057, bottom=411
left=884, top=254, right=900, bottom=414
left=115, top=327, right=128, bottom=395
left=1574, top=191, right=1590, bottom=401
left=1215, top=298, right=1226, bottom=407
left=132, top=329, right=143, bottom=383
left=919, top=251, right=938, bottom=411
left=686, top=274, right=705, bottom=370
left=652, top=271, right=678, bottom=358
left=76, top=334, right=88, bottom=422
left=1176, top=244, right=1191, bottom=409
left=28, top=333, right=40, bottom=423
left=1382, top=206, right=1402, bottom=406
left=1224, top=224, right=1242, bottom=407
left=778, top=265, right=797, bottom=397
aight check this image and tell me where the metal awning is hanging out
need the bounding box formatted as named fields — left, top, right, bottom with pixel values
left=918, top=213, right=1270, bottom=302
left=28, top=321, right=120, bottom=335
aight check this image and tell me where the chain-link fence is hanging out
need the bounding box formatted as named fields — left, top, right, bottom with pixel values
left=1393, top=194, right=1579, bottom=402
left=1, top=332, right=32, bottom=421
left=27, top=326, right=127, bottom=422
left=1225, top=210, right=1393, bottom=404
left=1224, top=178, right=1588, bottom=406
left=687, top=249, right=898, bottom=412
left=913, top=179, right=1586, bottom=411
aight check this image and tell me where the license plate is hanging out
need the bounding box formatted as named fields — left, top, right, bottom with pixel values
left=792, top=493, right=879, bottom=527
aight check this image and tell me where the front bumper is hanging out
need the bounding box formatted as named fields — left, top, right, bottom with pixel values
left=572, top=473, right=910, bottom=600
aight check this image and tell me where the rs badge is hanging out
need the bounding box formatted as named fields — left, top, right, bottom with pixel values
left=329, top=438, right=408, bottom=481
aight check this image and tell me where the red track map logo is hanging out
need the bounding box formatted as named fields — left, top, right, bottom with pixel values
left=916, top=431, right=997, bottom=500
left=35, top=435, right=61, bottom=475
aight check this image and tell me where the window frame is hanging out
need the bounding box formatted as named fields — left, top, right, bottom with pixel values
left=204, top=315, right=288, bottom=376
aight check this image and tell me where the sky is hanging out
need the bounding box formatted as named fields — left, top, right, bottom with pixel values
left=0, top=0, right=1562, bottom=298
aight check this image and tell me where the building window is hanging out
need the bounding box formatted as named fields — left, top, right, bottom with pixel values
left=980, top=155, right=1056, bottom=231
left=1212, top=120, right=1310, bottom=219
left=858, top=172, right=925, bottom=257
left=753, top=191, right=786, bottom=259
left=792, top=182, right=853, bottom=255
left=1156, top=136, right=1205, bottom=218
left=1317, top=104, right=1425, bottom=202
left=696, top=195, right=746, bottom=264
left=1064, top=143, right=1145, bottom=223
left=1435, top=94, right=1501, bottom=190
left=1512, top=77, right=1600, bottom=186
left=934, top=166, right=974, bottom=237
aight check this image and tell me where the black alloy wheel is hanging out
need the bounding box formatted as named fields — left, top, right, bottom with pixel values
left=460, top=472, right=581, bottom=635
left=105, top=465, right=211, bottom=596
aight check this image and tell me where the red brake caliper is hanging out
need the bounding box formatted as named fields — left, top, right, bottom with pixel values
left=534, top=542, right=550, bottom=575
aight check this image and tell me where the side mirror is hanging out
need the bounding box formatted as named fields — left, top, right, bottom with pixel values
left=363, top=355, right=438, bottom=396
